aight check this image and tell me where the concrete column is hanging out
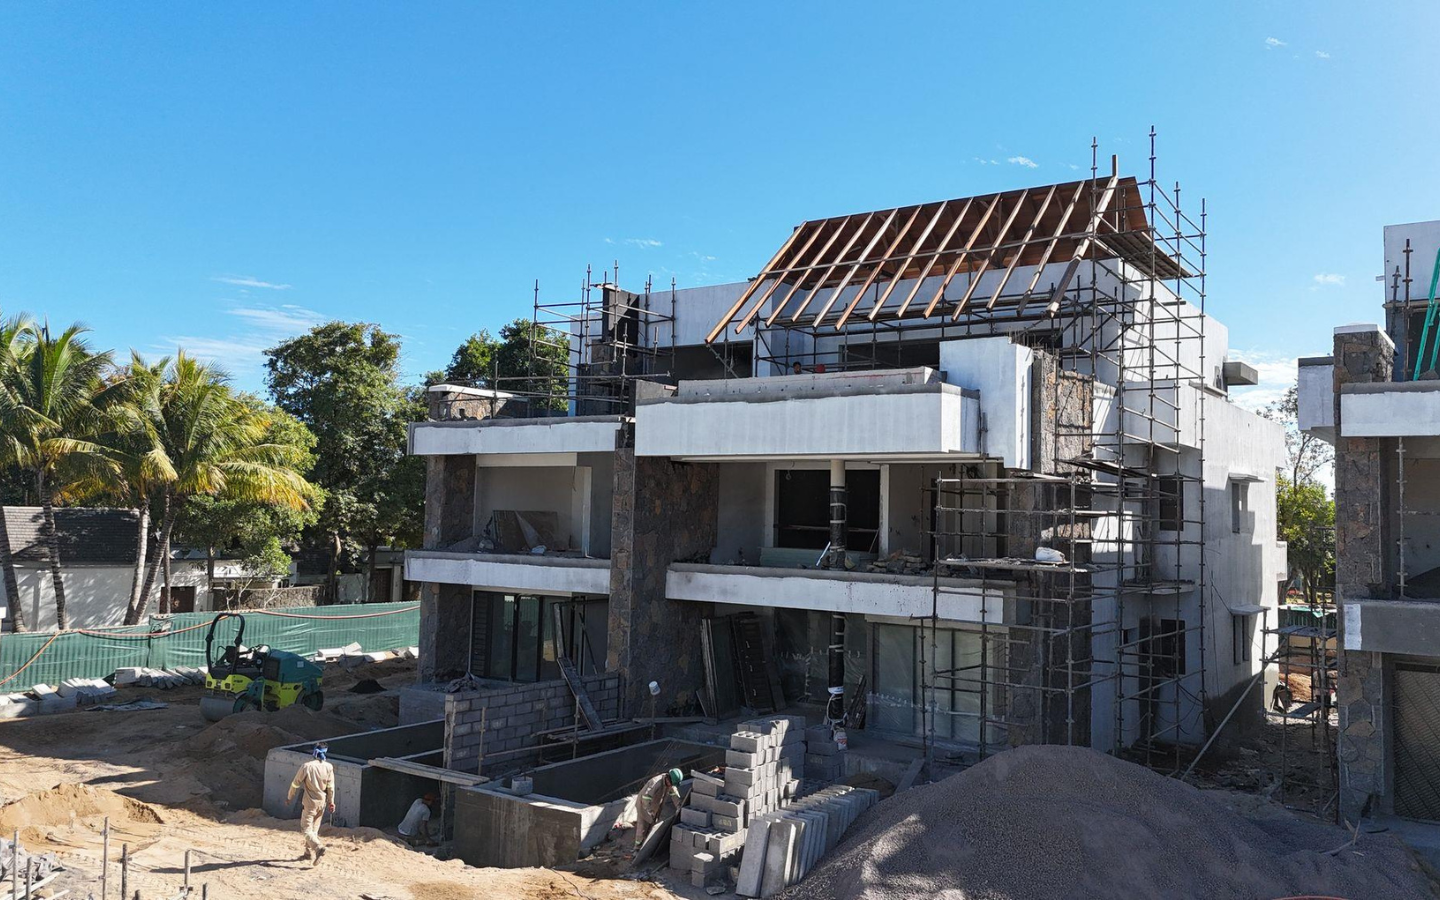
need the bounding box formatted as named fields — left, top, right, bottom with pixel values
left=1331, top=324, right=1395, bottom=823
left=827, top=460, right=847, bottom=565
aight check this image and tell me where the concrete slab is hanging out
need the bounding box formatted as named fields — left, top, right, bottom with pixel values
left=760, top=818, right=796, bottom=898
left=736, top=816, right=771, bottom=898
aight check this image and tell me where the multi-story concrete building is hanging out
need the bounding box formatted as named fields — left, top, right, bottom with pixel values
left=406, top=166, right=1286, bottom=778
left=1298, top=218, right=1440, bottom=823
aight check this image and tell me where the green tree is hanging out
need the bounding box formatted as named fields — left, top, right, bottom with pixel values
left=1277, top=476, right=1335, bottom=604
left=0, top=322, right=127, bottom=630
left=0, top=312, right=35, bottom=630
left=127, top=353, right=316, bottom=624
left=1262, top=384, right=1334, bottom=487
left=434, top=319, right=570, bottom=411
left=172, top=395, right=322, bottom=604
left=265, top=322, right=424, bottom=599
left=436, top=329, right=498, bottom=384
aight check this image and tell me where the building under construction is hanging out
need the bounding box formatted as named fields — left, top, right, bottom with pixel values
left=394, top=137, right=1288, bottom=866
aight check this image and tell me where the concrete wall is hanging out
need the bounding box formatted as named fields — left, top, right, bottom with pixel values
left=410, top=417, right=622, bottom=457
left=0, top=560, right=216, bottom=632
left=607, top=450, right=720, bottom=715
left=443, top=672, right=622, bottom=774
left=452, top=739, right=724, bottom=869
left=938, top=336, right=1032, bottom=469
left=634, top=381, right=980, bottom=461
left=475, top=466, right=591, bottom=554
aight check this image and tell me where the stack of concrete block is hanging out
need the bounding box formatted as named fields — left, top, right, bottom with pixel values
left=57, top=677, right=118, bottom=705
left=27, top=684, right=77, bottom=715
left=0, top=694, right=38, bottom=719
left=803, top=724, right=844, bottom=782
left=720, top=715, right=807, bottom=825
left=314, top=642, right=362, bottom=662
left=669, top=809, right=747, bottom=889
left=736, top=785, right=879, bottom=898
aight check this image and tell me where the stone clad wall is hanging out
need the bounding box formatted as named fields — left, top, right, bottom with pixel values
left=1332, top=326, right=1395, bottom=823
left=443, top=673, right=622, bottom=774
left=418, top=455, right=479, bottom=681
left=607, top=448, right=720, bottom=717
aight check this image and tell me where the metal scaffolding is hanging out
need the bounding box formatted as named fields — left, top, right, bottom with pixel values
left=715, top=132, right=1212, bottom=769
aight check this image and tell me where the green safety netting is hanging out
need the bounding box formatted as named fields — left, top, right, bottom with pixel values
left=0, top=602, right=419, bottom=689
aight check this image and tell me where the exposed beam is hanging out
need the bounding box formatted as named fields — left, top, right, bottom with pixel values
left=763, top=216, right=854, bottom=327
left=979, top=183, right=1058, bottom=312
left=707, top=221, right=807, bottom=344
left=876, top=199, right=960, bottom=320
left=832, top=205, right=924, bottom=330
left=914, top=195, right=1001, bottom=319
left=810, top=207, right=903, bottom=327
left=791, top=212, right=877, bottom=323
left=932, top=193, right=1027, bottom=318
left=1044, top=163, right=1121, bottom=315
left=1015, top=181, right=1087, bottom=315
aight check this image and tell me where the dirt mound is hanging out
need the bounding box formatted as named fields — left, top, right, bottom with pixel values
left=783, top=745, right=1436, bottom=900
left=180, top=705, right=369, bottom=811
left=0, top=783, right=164, bottom=830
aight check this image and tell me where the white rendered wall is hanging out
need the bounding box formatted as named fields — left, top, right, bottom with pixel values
left=1297, top=360, right=1335, bottom=438
left=0, top=561, right=214, bottom=632
left=938, top=337, right=1032, bottom=469
left=404, top=551, right=610, bottom=596
left=410, top=418, right=621, bottom=457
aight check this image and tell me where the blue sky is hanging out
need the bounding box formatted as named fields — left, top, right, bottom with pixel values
left=1, top=2, right=1436, bottom=407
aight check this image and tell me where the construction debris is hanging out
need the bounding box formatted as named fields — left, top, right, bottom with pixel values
left=782, top=745, right=1436, bottom=900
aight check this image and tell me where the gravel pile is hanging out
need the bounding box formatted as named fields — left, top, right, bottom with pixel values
left=783, top=745, right=1437, bottom=900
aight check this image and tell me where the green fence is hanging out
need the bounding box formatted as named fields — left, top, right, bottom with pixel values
left=0, top=602, right=419, bottom=689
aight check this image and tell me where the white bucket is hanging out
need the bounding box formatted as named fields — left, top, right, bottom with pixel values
left=833, top=728, right=848, bottom=751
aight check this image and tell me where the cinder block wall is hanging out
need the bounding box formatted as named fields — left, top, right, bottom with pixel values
left=443, top=673, right=622, bottom=773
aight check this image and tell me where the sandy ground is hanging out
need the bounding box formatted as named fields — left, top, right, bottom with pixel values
left=0, top=658, right=682, bottom=900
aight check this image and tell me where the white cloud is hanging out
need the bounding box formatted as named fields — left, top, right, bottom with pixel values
left=1007, top=156, right=1039, bottom=169
left=161, top=302, right=327, bottom=382
left=1265, top=37, right=1286, bottom=49
left=603, top=237, right=663, bottom=249
left=211, top=274, right=293, bottom=290
left=1315, top=50, right=1331, bottom=59
left=1313, top=272, right=1346, bottom=287
left=1227, top=350, right=1299, bottom=414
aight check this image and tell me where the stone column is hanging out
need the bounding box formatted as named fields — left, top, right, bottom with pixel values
left=607, top=447, right=720, bottom=716
left=418, top=455, right=479, bottom=683
left=1332, top=324, right=1394, bottom=823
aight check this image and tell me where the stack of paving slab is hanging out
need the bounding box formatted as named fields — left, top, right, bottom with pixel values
left=736, top=784, right=879, bottom=898
left=113, top=666, right=206, bottom=689
left=669, top=716, right=808, bottom=888
left=0, top=676, right=121, bottom=719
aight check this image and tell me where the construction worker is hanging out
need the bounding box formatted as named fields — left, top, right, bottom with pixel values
left=632, top=768, right=683, bottom=854
left=398, top=792, right=440, bottom=848
left=287, top=742, right=336, bottom=864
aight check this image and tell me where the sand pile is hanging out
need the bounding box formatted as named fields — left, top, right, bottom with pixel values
left=0, top=783, right=163, bottom=831
left=180, top=706, right=366, bottom=810
left=783, top=746, right=1436, bottom=900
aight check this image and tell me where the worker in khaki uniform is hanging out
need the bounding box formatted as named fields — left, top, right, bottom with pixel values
left=288, top=742, right=336, bottom=864
left=631, top=768, right=683, bottom=854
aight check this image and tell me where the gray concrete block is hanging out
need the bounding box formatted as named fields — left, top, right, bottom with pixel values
left=760, top=818, right=797, bottom=897
left=693, top=778, right=720, bottom=798
left=680, top=807, right=712, bottom=828
left=731, top=733, right=761, bottom=753
left=727, top=748, right=758, bottom=768
left=713, top=813, right=739, bottom=832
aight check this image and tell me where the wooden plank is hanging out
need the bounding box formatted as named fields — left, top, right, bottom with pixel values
left=978, top=183, right=1058, bottom=312
left=1045, top=167, right=1121, bottom=314
left=767, top=216, right=855, bottom=326
left=895, top=757, right=925, bottom=793
left=875, top=199, right=959, bottom=320
left=811, top=206, right=903, bottom=328
left=1016, top=180, right=1087, bottom=315
left=790, top=211, right=877, bottom=323
left=741, top=222, right=833, bottom=332
left=552, top=604, right=604, bottom=732
left=834, top=205, right=923, bottom=329
left=919, top=194, right=1003, bottom=318
left=930, top=192, right=1027, bottom=317
left=700, top=618, right=720, bottom=723
left=706, top=221, right=809, bottom=344
left=369, top=757, right=489, bottom=786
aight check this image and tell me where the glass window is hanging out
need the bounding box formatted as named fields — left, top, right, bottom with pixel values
left=485, top=594, right=515, bottom=681
left=514, top=597, right=542, bottom=683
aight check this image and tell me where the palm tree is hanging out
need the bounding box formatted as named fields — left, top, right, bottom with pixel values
left=0, top=322, right=123, bottom=630
left=127, top=353, right=315, bottom=624
left=0, top=313, right=34, bottom=631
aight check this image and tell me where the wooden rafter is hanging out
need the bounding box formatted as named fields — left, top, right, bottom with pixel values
left=870, top=198, right=957, bottom=321
left=834, top=205, right=924, bottom=329
left=791, top=211, right=876, bottom=323
left=978, top=183, right=1058, bottom=313
left=810, top=207, right=901, bottom=327
left=917, top=195, right=1000, bottom=318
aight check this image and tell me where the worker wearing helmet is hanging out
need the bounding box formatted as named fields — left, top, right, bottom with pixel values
left=398, top=792, right=441, bottom=848
left=287, top=742, right=336, bottom=864
left=632, top=768, right=684, bottom=854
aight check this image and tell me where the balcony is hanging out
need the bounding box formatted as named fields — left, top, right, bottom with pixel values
left=635, top=367, right=981, bottom=462
left=665, top=562, right=1010, bottom=622
left=405, top=550, right=611, bottom=597
left=409, top=413, right=624, bottom=459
